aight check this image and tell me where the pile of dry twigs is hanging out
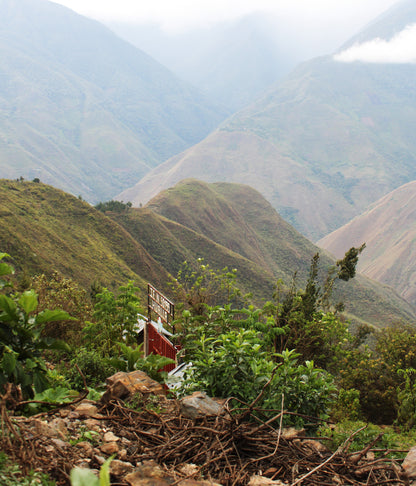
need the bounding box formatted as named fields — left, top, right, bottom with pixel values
left=105, top=396, right=406, bottom=486
left=0, top=388, right=408, bottom=486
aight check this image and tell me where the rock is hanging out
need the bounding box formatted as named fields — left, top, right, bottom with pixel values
left=110, top=459, right=135, bottom=476
left=177, top=464, right=199, bottom=476
left=50, top=438, right=70, bottom=450
left=100, top=441, right=119, bottom=455
left=84, top=419, right=102, bottom=432
left=74, top=401, right=101, bottom=418
left=104, top=431, right=120, bottom=442
left=76, top=441, right=94, bottom=457
left=179, top=481, right=222, bottom=486
left=179, top=391, right=224, bottom=419
left=281, top=427, right=305, bottom=440
left=402, top=445, right=416, bottom=480
left=125, top=460, right=167, bottom=486
left=31, top=419, right=66, bottom=439
left=301, top=439, right=329, bottom=454
left=101, top=371, right=165, bottom=403
left=248, top=476, right=288, bottom=486
left=125, top=460, right=222, bottom=486
left=94, top=455, right=106, bottom=465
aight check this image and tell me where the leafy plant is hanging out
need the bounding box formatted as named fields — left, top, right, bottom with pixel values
left=65, top=349, right=116, bottom=391
left=32, top=272, right=92, bottom=347
left=70, top=455, right=113, bottom=486
left=318, top=420, right=416, bottom=459
left=169, top=259, right=246, bottom=317
left=83, top=281, right=143, bottom=355
left=0, top=254, right=72, bottom=400
left=0, top=452, right=55, bottom=486
left=179, top=327, right=336, bottom=426
left=109, top=343, right=175, bottom=383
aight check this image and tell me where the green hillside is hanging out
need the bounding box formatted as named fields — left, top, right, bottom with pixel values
left=0, top=179, right=169, bottom=293
left=1, top=178, right=414, bottom=327
left=0, top=0, right=227, bottom=203
left=114, top=179, right=416, bottom=327
left=119, top=1, right=416, bottom=241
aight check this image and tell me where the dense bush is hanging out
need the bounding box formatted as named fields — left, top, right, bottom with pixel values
left=179, top=327, right=336, bottom=426
left=65, top=348, right=116, bottom=391
left=0, top=254, right=72, bottom=400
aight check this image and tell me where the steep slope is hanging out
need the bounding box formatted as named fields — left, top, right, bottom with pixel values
left=0, top=179, right=169, bottom=293
left=0, top=0, right=226, bottom=203
left=114, top=179, right=416, bottom=327
left=118, top=0, right=416, bottom=241
left=317, top=181, right=416, bottom=307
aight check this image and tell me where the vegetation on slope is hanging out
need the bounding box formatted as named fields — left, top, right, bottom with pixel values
left=114, top=179, right=416, bottom=327
left=0, top=179, right=168, bottom=293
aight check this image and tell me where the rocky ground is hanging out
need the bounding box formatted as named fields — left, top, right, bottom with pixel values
left=1, top=370, right=414, bottom=485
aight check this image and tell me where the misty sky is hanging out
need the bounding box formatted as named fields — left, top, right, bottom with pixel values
left=53, top=0, right=415, bottom=64
left=54, top=0, right=399, bottom=33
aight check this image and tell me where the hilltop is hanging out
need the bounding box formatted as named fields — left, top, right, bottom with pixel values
left=0, top=178, right=414, bottom=326
left=112, top=179, right=416, bottom=327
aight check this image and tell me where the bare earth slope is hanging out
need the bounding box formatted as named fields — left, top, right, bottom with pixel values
left=118, top=0, right=416, bottom=241
left=318, top=181, right=416, bottom=307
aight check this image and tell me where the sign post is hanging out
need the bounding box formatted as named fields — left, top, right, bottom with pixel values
left=146, top=284, right=175, bottom=357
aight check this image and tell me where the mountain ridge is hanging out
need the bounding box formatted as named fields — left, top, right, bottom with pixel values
left=118, top=1, right=416, bottom=241
left=1, top=178, right=415, bottom=328
left=0, top=0, right=227, bottom=202
left=318, top=180, right=416, bottom=306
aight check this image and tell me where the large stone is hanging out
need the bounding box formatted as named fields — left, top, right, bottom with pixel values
left=110, top=459, right=135, bottom=476
left=101, top=371, right=165, bottom=403
left=74, top=401, right=101, bottom=418
left=402, top=446, right=416, bottom=480
left=125, top=461, right=222, bottom=486
left=248, top=476, right=288, bottom=486
left=179, top=391, right=224, bottom=419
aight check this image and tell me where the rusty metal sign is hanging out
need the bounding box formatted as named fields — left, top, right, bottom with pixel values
left=147, top=283, right=175, bottom=325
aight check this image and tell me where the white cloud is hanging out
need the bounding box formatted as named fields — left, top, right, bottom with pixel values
left=334, top=23, right=416, bottom=63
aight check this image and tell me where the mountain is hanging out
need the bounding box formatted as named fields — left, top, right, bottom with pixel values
left=112, top=178, right=416, bottom=327
left=0, top=0, right=227, bottom=203
left=317, top=180, right=416, bottom=307
left=118, top=0, right=416, bottom=241
left=107, top=13, right=299, bottom=112
left=1, top=177, right=415, bottom=327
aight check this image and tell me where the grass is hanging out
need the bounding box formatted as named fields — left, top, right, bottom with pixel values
left=1, top=178, right=414, bottom=327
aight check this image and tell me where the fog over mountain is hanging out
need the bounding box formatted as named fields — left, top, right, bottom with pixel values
left=118, top=0, right=416, bottom=241
left=0, top=0, right=226, bottom=202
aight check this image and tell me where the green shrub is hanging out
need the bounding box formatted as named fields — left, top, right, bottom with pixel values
left=65, top=349, right=115, bottom=390
left=0, top=254, right=72, bottom=400
left=179, top=328, right=336, bottom=426
left=0, top=453, right=55, bottom=486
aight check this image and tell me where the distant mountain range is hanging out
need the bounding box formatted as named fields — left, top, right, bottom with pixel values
left=118, top=0, right=416, bottom=241
left=1, top=178, right=414, bottom=328
left=0, top=0, right=227, bottom=203
left=318, top=180, right=416, bottom=307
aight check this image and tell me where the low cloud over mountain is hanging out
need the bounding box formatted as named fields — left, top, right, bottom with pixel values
left=334, top=23, right=416, bottom=63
